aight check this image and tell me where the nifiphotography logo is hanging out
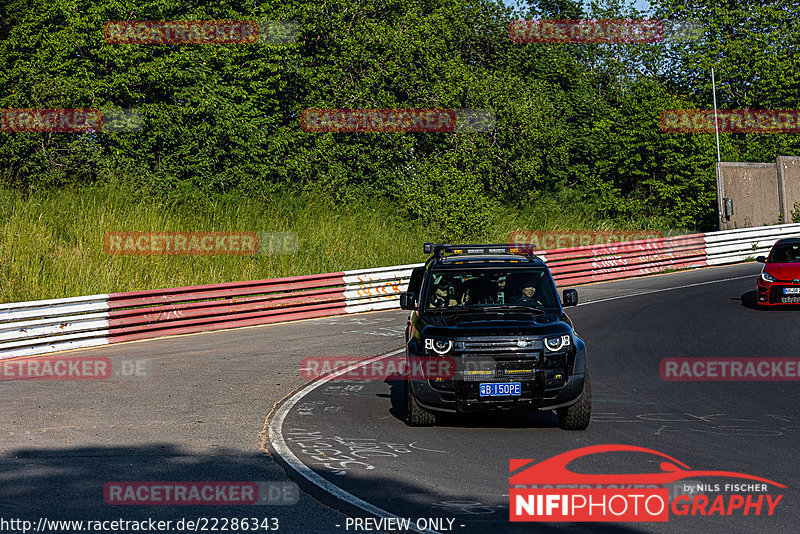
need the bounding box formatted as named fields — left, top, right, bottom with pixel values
left=509, top=445, right=785, bottom=522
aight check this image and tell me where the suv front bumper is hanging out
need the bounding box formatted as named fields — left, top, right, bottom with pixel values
left=409, top=373, right=585, bottom=413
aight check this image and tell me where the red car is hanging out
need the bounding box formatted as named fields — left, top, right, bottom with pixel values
left=756, top=238, right=800, bottom=306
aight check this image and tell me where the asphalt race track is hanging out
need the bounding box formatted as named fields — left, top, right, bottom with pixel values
left=2, top=262, right=798, bottom=533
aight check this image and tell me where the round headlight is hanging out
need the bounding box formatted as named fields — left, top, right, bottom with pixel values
left=761, top=271, right=776, bottom=282
left=432, top=339, right=453, bottom=354
left=544, top=335, right=571, bottom=352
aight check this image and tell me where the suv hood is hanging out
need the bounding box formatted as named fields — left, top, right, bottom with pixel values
left=422, top=310, right=567, bottom=337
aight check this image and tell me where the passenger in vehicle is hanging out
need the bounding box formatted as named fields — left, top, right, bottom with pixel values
left=430, top=284, right=460, bottom=307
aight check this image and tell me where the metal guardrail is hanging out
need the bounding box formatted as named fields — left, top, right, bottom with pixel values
left=2, top=224, right=799, bottom=359
left=703, top=224, right=800, bottom=265
left=538, top=234, right=708, bottom=285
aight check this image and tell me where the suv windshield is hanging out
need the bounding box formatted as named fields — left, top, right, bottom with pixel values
left=769, top=243, right=800, bottom=263
left=424, top=268, right=558, bottom=310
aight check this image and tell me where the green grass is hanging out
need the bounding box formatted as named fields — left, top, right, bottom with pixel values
left=0, top=183, right=681, bottom=304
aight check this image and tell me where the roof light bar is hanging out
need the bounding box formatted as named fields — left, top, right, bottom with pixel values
left=423, top=243, right=537, bottom=257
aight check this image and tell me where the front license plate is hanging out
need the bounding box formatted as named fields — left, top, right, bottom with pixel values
left=479, top=382, right=521, bottom=397
left=783, top=287, right=800, bottom=294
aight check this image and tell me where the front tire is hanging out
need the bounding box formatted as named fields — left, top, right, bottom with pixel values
left=557, top=370, right=591, bottom=430
left=405, top=381, right=436, bottom=426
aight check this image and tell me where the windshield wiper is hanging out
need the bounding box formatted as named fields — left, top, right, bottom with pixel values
left=485, top=304, right=547, bottom=314
left=426, top=304, right=548, bottom=314
left=425, top=306, right=478, bottom=313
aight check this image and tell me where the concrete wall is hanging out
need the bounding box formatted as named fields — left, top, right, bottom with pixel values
left=717, top=162, right=781, bottom=230
left=716, top=156, right=800, bottom=230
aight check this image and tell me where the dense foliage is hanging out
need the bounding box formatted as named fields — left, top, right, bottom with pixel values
left=1, top=0, right=798, bottom=233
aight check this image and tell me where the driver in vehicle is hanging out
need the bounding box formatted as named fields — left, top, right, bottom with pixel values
left=511, top=283, right=539, bottom=303
left=521, top=285, right=536, bottom=299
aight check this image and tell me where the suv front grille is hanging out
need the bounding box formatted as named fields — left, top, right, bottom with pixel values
left=427, top=336, right=571, bottom=390
left=459, top=339, right=538, bottom=352
left=455, top=337, right=543, bottom=382
left=462, top=360, right=538, bottom=382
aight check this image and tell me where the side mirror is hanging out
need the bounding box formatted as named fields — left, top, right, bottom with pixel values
left=562, top=289, right=578, bottom=307
left=399, top=292, right=416, bottom=310
left=756, top=256, right=766, bottom=263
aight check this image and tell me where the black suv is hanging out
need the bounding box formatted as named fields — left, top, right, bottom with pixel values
left=399, top=244, right=590, bottom=429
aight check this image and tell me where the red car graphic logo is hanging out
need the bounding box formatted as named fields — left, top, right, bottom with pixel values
left=510, top=444, right=785, bottom=487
